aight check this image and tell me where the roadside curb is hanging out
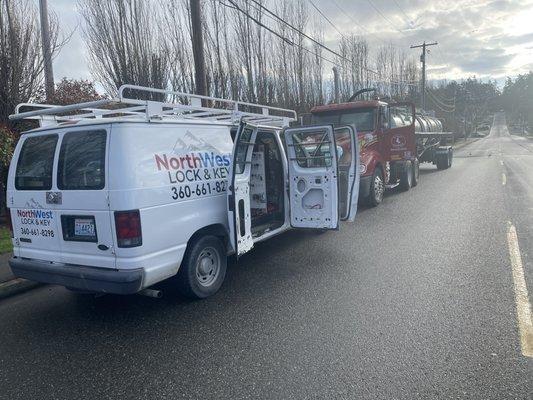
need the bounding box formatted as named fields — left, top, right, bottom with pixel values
left=0, top=278, right=41, bottom=300
left=453, top=138, right=481, bottom=150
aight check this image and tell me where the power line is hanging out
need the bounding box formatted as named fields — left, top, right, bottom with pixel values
left=426, top=88, right=455, bottom=106
left=223, top=0, right=418, bottom=88
left=366, top=0, right=403, bottom=34
left=307, top=0, right=345, bottom=37
left=306, top=0, right=418, bottom=85
left=224, top=0, right=294, bottom=46
left=248, top=0, right=344, bottom=60
left=425, top=89, right=455, bottom=112
left=391, top=0, right=412, bottom=27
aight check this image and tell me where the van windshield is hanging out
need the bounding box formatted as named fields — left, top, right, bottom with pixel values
left=312, top=108, right=375, bottom=131
left=15, top=134, right=58, bottom=191
left=58, top=130, right=106, bottom=190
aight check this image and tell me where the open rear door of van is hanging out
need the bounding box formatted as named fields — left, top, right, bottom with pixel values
left=284, top=125, right=340, bottom=229
left=228, top=122, right=258, bottom=257
left=334, top=125, right=360, bottom=222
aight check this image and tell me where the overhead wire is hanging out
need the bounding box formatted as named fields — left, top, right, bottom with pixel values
left=222, top=0, right=418, bottom=88
left=248, top=0, right=345, bottom=60
left=307, top=0, right=345, bottom=37
left=365, top=0, right=404, bottom=34
left=425, top=89, right=456, bottom=112
left=391, top=0, right=412, bottom=25
left=306, top=0, right=418, bottom=87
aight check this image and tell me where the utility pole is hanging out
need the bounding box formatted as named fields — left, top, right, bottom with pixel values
left=190, top=0, right=207, bottom=97
left=39, top=0, right=55, bottom=100
left=410, top=41, right=437, bottom=110
left=332, top=67, right=340, bottom=103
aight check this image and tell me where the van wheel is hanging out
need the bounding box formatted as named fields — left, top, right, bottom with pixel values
left=411, top=159, right=420, bottom=187
left=399, top=160, right=412, bottom=191
left=176, top=235, right=227, bottom=299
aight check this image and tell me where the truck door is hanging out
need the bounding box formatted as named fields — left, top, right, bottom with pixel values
left=284, top=125, right=340, bottom=229
left=229, top=123, right=258, bottom=256
left=334, top=125, right=360, bottom=222
left=386, top=103, right=416, bottom=162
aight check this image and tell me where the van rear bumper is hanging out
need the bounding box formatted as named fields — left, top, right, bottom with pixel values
left=9, top=257, right=143, bottom=295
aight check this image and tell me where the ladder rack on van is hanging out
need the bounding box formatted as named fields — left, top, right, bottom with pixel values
left=9, top=84, right=297, bottom=128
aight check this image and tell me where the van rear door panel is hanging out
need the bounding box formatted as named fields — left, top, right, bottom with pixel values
left=334, top=125, right=360, bottom=222
left=54, top=129, right=115, bottom=268
left=284, top=125, right=340, bottom=229
left=10, top=134, right=62, bottom=262
left=10, top=128, right=116, bottom=268
left=228, top=123, right=258, bottom=257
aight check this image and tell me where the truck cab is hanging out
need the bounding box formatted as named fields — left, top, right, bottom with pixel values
left=311, top=100, right=417, bottom=206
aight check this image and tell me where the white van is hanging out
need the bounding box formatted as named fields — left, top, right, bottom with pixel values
left=7, top=85, right=360, bottom=298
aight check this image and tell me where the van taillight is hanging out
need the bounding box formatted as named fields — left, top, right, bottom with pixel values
left=5, top=208, right=13, bottom=238
left=114, top=210, right=142, bottom=248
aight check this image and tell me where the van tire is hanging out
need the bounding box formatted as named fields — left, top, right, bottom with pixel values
left=176, top=235, right=227, bottom=299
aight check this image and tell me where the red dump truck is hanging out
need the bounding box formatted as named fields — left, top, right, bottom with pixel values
left=310, top=97, right=453, bottom=206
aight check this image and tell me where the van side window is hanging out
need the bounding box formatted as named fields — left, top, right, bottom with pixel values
left=291, top=130, right=333, bottom=168
left=15, top=134, right=58, bottom=191
left=57, top=130, right=106, bottom=190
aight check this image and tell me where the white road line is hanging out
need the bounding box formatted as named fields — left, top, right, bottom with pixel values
left=500, top=160, right=504, bottom=166
left=507, top=223, right=533, bottom=357
left=502, top=173, right=507, bottom=186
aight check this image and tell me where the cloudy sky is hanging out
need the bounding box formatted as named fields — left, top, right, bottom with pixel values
left=45, top=0, right=533, bottom=87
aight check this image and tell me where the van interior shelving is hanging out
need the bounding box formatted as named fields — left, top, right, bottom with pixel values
left=250, top=132, right=285, bottom=237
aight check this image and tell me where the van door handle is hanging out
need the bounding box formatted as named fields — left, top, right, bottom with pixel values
left=46, top=191, right=62, bottom=205
left=98, top=244, right=109, bottom=251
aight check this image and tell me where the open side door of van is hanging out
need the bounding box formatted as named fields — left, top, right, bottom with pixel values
left=284, top=125, right=339, bottom=229
left=229, top=122, right=258, bottom=257
left=334, top=125, right=360, bottom=222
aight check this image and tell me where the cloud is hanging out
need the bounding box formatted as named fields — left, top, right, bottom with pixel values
left=327, top=0, right=533, bottom=80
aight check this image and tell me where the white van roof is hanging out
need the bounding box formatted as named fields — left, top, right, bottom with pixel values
left=9, top=84, right=297, bottom=130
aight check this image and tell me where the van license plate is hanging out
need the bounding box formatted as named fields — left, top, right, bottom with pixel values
left=74, top=219, right=96, bottom=237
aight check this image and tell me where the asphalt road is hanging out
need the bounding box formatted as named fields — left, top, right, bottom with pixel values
left=1, top=114, right=532, bottom=399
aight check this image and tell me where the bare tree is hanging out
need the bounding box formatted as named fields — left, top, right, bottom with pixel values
left=79, top=0, right=169, bottom=96
left=0, top=0, right=61, bottom=125
left=80, top=0, right=418, bottom=111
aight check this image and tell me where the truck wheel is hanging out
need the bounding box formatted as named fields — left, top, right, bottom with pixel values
left=447, top=149, right=453, bottom=168
left=436, top=153, right=448, bottom=170
left=366, top=168, right=384, bottom=207
left=176, top=235, right=227, bottom=299
left=399, top=160, right=413, bottom=191
left=412, top=159, right=420, bottom=187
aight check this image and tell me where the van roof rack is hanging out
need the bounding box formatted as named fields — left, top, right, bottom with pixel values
left=9, top=84, right=297, bottom=128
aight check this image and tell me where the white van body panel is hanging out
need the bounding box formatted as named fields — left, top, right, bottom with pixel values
left=7, top=116, right=359, bottom=294
left=107, top=122, right=234, bottom=286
